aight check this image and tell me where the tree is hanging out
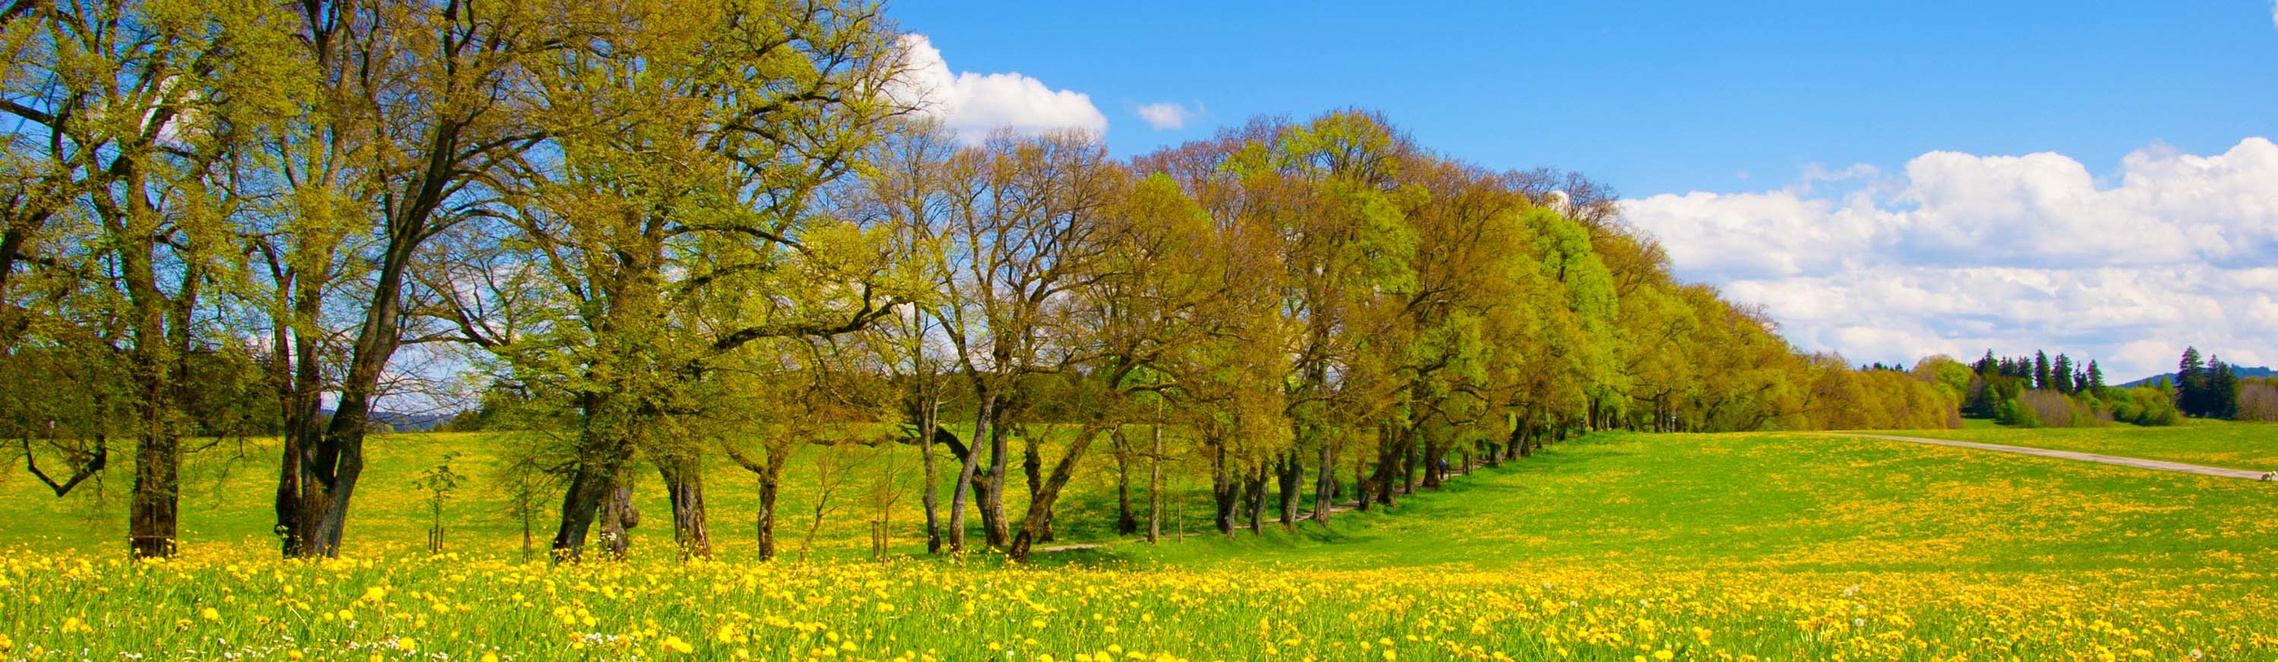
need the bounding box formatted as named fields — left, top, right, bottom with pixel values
left=2050, top=354, right=2074, bottom=394
left=438, top=0, right=906, bottom=560
left=4, top=0, right=305, bottom=557
left=261, top=0, right=570, bottom=560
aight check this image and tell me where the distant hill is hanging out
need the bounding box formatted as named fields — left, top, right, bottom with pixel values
left=2122, top=366, right=2276, bottom=388
left=317, top=409, right=457, bottom=432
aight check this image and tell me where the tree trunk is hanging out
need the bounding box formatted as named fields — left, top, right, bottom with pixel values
left=980, top=406, right=1010, bottom=548
left=920, top=422, right=941, bottom=555
left=1311, top=431, right=1336, bottom=524
left=1113, top=430, right=1138, bottom=535
left=1421, top=434, right=1444, bottom=489
left=1400, top=431, right=1419, bottom=495
left=128, top=428, right=179, bottom=559
left=948, top=394, right=992, bottom=552
left=1211, top=443, right=1237, bottom=535
left=1246, top=464, right=1266, bottom=535
left=1006, top=421, right=1110, bottom=561
left=1020, top=433, right=1053, bottom=543
left=598, top=483, right=635, bottom=560
left=1277, top=450, right=1302, bottom=528
left=656, top=451, right=710, bottom=558
left=756, top=452, right=784, bottom=560
left=549, top=403, right=634, bottom=562
left=1147, top=423, right=1162, bottom=543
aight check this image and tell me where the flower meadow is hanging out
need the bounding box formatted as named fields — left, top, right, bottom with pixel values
left=3, top=547, right=2274, bottom=661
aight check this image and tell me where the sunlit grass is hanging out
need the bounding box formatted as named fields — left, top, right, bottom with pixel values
left=6, top=426, right=2277, bottom=659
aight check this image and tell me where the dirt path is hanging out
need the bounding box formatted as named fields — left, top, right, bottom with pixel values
left=1827, top=433, right=2275, bottom=481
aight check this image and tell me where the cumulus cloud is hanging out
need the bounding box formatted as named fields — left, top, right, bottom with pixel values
left=1624, top=138, right=2278, bottom=379
left=890, top=35, right=1107, bottom=144
left=1136, top=102, right=1196, bottom=130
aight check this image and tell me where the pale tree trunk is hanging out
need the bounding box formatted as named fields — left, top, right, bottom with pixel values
left=1311, top=429, right=1336, bottom=524
left=948, top=394, right=993, bottom=552
left=1146, top=423, right=1162, bottom=543
left=919, top=421, right=942, bottom=554
left=980, top=406, right=1011, bottom=548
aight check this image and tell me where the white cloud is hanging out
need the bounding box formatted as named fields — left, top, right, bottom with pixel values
left=1136, top=102, right=1196, bottom=131
left=2270, top=0, right=2277, bottom=32
left=890, top=35, right=1107, bottom=144
left=1625, top=138, right=2278, bottom=380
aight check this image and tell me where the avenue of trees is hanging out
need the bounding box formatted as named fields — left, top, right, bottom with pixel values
left=2, top=0, right=1959, bottom=561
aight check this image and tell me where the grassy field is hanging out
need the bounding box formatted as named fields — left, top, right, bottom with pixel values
left=0, top=428, right=1201, bottom=560
left=1892, top=419, right=2278, bottom=471
left=3, top=427, right=2276, bottom=660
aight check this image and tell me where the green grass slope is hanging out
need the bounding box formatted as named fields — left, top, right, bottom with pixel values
left=1885, top=419, right=2278, bottom=471
left=1091, top=429, right=2278, bottom=575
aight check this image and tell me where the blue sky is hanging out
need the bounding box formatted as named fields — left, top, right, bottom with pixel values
left=895, top=1, right=2278, bottom=195
left=890, top=2, right=2278, bottom=379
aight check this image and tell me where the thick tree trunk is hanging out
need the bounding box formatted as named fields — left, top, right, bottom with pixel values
left=1400, top=433, right=1419, bottom=495
left=980, top=407, right=1011, bottom=548
left=1211, top=443, right=1237, bottom=535
left=598, top=483, right=635, bottom=560
left=121, top=230, right=184, bottom=560
left=1421, top=435, right=1444, bottom=489
left=1020, top=435, right=1053, bottom=543
left=552, top=462, right=613, bottom=561
left=549, top=404, right=634, bottom=562
left=129, top=428, right=179, bottom=559
left=756, top=458, right=782, bottom=560
left=656, top=451, right=710, bottom=558
left=1246, top=465, right=1266, bottom=535
left=1277, top=450, right=1302, bottom=527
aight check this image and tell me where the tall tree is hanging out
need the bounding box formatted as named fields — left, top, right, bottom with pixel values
left=439, top=0, right=905, bottom=560
left=3, top=0, right=301, bottom=557
left=262, top=0, right=568, bottom=559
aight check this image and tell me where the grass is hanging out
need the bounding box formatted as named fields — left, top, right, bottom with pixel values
left=1890, top=418, right=2278, bottom=471
left=4, top=425, right=2277, bottom=660
left=0, top=427, right=1218, bottom=560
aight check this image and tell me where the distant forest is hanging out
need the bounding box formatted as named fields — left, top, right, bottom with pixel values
left=1914, top=347, right=2278, bottom=427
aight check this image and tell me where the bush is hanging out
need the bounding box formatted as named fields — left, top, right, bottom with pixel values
left=2237, top=381, right=2278, bottom=422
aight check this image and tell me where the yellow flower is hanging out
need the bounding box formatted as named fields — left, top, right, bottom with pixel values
left=398, top=637, right=418, bottom=653
left=482, top=654, right=499, bottom=662
left=200, top=607, right=221, bottom=622
left=1654, top=651, right=1674, bottom=661
left=662, top=635, right=694, bottom=654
